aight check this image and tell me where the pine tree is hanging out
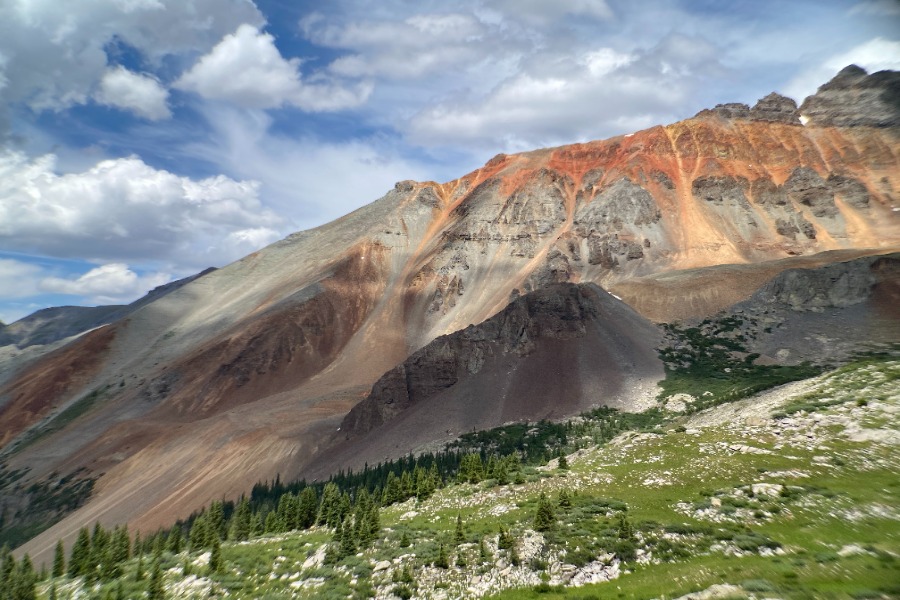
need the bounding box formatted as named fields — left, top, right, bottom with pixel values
left=479, top=538, right=491, bottom=563
left=111, top=525, right=131, bottom=566
left=166, top=526, right=183, bottom=554
left=454, top=514, right=465, bottom=545
left=134, top=553, right=144, bottom=582
left=52, top=540, right=65, bottom=578
left=0, top=544, right=12, bottom=591
left=298, top=487, right=318, bottom=529
left=382, top=472, right=401, bottom=505
left=264, top=512, right=279, bottom=534
left=189, top=516, right=209, bottom=551
left=132, top=531, right=143, bottom=558
left=617, top=514, right=634, bottom=540
left=229, top=498, right=251, bottom=542
left=533, top=492, right=555, bottom=531
left=14, top=554, right=37, bottom=600
left=399, top=531, right=410, bottom=548
left=557, top=449, right=568, bottom=470
left=147, top=558, right=164, bottom=600
left=434, top=543, right=448, bottom=569
left=339, top=518, right=356, bottom=558
left=558, top=488, right=572, bottom=509
left=208, top=535, right=222, bottom=575
left=208, top=501, right=225, bottom=541
left=497, top=525, right=514, bottom=551
left=69, top=527, right=91, bottom=577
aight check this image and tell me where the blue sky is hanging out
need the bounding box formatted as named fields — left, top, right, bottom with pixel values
left=0, top=0, right=898, bottom=324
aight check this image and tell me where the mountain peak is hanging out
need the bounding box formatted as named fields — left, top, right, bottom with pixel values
left=800, top=64, right=900, bottom=127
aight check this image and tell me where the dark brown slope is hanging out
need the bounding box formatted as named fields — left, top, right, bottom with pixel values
left=308, top=283, right=662, bottom=478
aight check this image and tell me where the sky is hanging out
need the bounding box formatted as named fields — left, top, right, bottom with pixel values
left=0, top=0, right=898, bottom=324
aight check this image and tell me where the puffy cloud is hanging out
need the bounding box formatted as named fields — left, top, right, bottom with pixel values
left=0, top=150, right=284, bottom=268
left=784, top=37, right=900, bottom=101
left=39, top=263, right=172, bottom=304
left=0, top=0, right=263, bottom=121
left=176, top=24, right=372, bottom=111
left=95, top=66, right=171, bottom=120
left=407, top=34, right=723, bottom=151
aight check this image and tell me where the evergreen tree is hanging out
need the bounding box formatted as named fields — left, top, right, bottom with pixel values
left=434, top=543, right=448, bottom=569
left=454, top=514, right=465, bottom=545
left=14, top=554, right=37, bottom=600
left=399, top=471, right=413, bottom=500
left=0, top=544, right=12, bottom=591
left=558, top=488, right=572, bottom=509
left=48, top=583, right=57, bottom=600
left=339, top=517, right=356, bottom=558
left=134, top=553, right=144, bottom=582
left=479, top=538, right=491, bottom=563
left=166, top=526, right=183, bottom=554
left=208, top=501, right=226, bottom=541
left=297, top=487, right=318, bottom=529
left=52, top=540, right=65, bottom=578
left=69, top=527, right=91, bottom=577
left=557, top=449, right=568, bottom=470
left=250, top=513, right=263, bottom=537
left=317, top=483, right=341, bottom=526
left=132, top=531, right=142, bottom=559
left=497, top=525, right=514, bottom=551
left=147, top=559, right=164, bottom=600
left=399, top=531, right=410, bottom=548
left=189, top=516, right=209, bottom=551
left=111, top=526, right=130, bottom=566
left=382, top=472, right=401, bottom=505
left=429, top=462, right=443, bottom=490
left=229, top=498, right=251, bottom=542
left=264, top=512, right=279, bottom=534
left=533, top=493, right=555, bottom=531
left=208, top=535, right=223, bottom=575
left=617, top=514, right=634, bottom=540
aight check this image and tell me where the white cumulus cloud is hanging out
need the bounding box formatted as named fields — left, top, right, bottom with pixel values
left=0, top=0, right=263, bottom=123
left=176, top=24, right=372, bottom=111
left=95, top=66, right=171, bottom=120
left=0, top=150, right=284, bottom=268
left=40, top=263, right=172, bottom=304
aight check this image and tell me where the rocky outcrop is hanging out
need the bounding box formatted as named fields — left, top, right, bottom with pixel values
left=695, top=93, right=800, bottom=125
left=340, top=283, right=662, bottom=438
left=751, top=253, right=899, bottom=312
left=800, top=65, right=900, bottom=127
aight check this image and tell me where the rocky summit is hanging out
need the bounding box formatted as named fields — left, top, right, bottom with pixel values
left=0, top=66, right=898, bottom=585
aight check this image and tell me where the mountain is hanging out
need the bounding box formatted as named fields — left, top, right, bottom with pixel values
left=2, top=66, right=898, bottom=563
left=0, top=268, right=216, bottom=352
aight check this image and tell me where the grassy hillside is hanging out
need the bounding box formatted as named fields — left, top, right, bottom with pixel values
left=14, top=353, right=897, bottom=600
